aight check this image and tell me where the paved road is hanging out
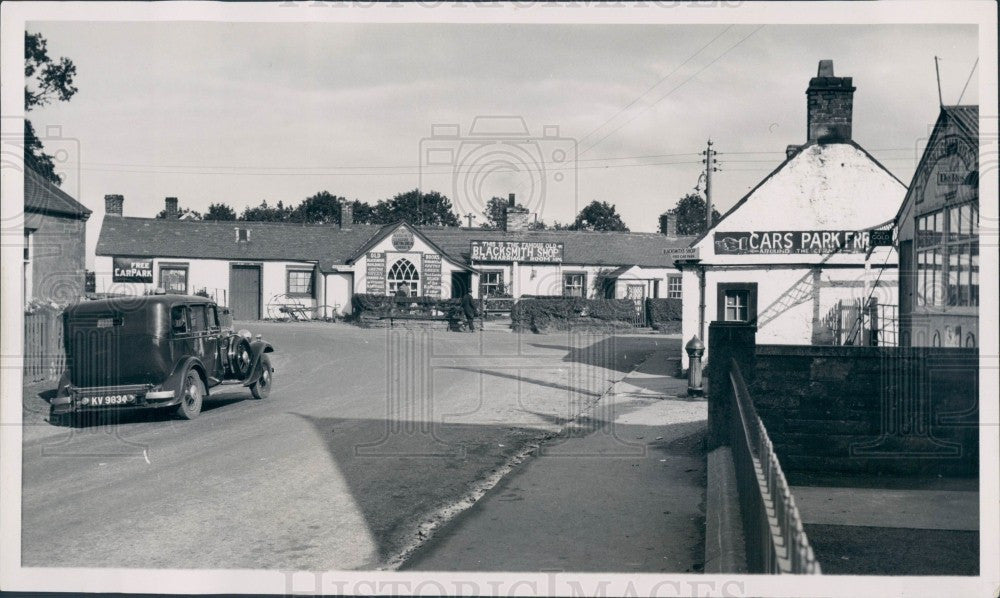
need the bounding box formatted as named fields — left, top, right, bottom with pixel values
left=21, top=323, right=674, bottom=570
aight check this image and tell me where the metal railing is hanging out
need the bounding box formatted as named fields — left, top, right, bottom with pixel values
left=823, top=298, right=898, bottom=347
left=729, top=359, right=822, bottom=574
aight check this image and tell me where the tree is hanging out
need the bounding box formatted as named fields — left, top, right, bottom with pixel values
left=24, top=32, right=78, bottom=185
left=673, top=193, right=721, bottom=235
left=290, top=191, right=345, bottom=224
left=370, top=189, right=460, bottom=226
left=240, top=200, right=292, bottom=222
left=480, top=196, right=509, bottom=230
left=569, top=201, right=629, bottom=232
left=156, top=205, right=202, bottom=220
left=204, top=202, right=237, bottom=221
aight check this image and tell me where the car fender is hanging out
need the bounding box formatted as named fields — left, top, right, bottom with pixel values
left=165, top=356, right=210, bottom=397
left=55, top=370, right=72, bottom=398
left=242, top=341, right=275, bottom=386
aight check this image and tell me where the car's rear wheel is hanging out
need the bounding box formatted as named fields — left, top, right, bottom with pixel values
left=250, top=355, right=272, bottom=400
left=174, top=369, right=204, bottom=420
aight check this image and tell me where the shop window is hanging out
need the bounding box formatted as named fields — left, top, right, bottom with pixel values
left=287, top=269, right=314, bottom=297
left=916, top=202, right=978, bottom=308
left=160, top=264, right=189, bottom=294
left=667, top=275, right=682, bottom=299
left=387, top=258, right=419, bottom=297
left=717, top=283, right=758, bottom=324
left=480, top=270, right=506, bottom=297
left=563, top=273, right=586, bottom=297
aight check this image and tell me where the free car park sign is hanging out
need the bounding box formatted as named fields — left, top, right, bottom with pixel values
left=713, top=231, right=876, bottom=254
left=112, top=257, right=154, bottom=283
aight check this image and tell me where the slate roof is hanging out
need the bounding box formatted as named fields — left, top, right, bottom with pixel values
left=96, top=217, right=385, bottom=266
left=96, top=215, right=697, bottom=271
left=23, top=166, right=92, bottom=219
left=942, top=105, right=978, bottom=141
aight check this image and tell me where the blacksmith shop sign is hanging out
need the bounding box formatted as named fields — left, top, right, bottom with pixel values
left=112, top=257, right=154, bottom=283
left=714, top=231, right=874, bottom=254
left=471, top=240, right=563, bottom=263
left=366, top=252, right=386, bottom=294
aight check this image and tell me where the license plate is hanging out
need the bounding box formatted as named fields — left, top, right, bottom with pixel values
left=86, top=394, right=136, bottom=406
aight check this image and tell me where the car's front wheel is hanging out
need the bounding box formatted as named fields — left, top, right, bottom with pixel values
left=175, top=369, right=205, bottom=420
left=250, top=355, right=272, bottom=400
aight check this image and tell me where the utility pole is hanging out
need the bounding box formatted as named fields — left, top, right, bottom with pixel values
left=701, top=139, right=719, bottom=233
left=464, top=212, right=476, bottom=228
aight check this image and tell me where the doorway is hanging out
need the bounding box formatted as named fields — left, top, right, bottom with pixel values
left=229, top=264, right=262, bottom=320
left=451, top=272, right=472, bottom=298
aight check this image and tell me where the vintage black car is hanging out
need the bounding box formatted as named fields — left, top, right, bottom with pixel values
left=51, top=294, right=274, bottom=422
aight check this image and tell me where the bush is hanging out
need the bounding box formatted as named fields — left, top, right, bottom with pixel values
left=350, top=294, right=482, bottom=321
left=512, top=297, right=637, bottom=332
left=646, top=298, right=682, bottom=328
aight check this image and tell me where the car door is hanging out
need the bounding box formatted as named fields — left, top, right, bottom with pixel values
left=169, top=304, right=194, bottom=366
left=189, top=304, right=221, bottom=385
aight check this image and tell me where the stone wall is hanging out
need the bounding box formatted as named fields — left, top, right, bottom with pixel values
left=750, top=345, right=979, bottom=477
left=706, top=323, right=979, bottom=478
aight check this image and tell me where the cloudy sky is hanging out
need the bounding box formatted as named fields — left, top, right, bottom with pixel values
left=25, top=20, right=978, bottom=267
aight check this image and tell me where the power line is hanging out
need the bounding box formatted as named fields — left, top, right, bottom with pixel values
left=575, top=25, right=735, bottom=148
left=579, top=25, right=766, bottom=157
left=957, top=57, right=979, bottom=104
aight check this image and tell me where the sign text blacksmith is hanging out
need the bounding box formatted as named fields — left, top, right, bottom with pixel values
left=471, top=241, right=564, bottom=263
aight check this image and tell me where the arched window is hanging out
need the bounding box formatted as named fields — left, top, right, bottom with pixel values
left=387, top=258, right=419, bottom=297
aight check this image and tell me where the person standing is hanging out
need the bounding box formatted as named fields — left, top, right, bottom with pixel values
left=460, top=289, right=477, bottom=332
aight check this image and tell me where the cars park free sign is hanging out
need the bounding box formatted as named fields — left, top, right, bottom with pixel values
left=112, top=257, right=154, bottom=283
left=713, top=231, right=877, bottom=254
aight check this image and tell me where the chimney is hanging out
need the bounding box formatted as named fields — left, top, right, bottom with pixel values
left=503, top=193, right=530, bottom=232
left=806, top=60, right=855, bottom=143
left=104, top=194, right=124, bottom=216
left=165, top=197, right=179, bottom=219
left=659, top=209, right=678, bottom=236
left=340, top=202, right=353, bottom=229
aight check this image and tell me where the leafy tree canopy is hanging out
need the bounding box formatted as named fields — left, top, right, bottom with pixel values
left=371, top=189, right=459, bottom=227
left=569, top=201, right=629, bottom=232
left=672, top=193, right=721, bottom=235
left=204, top=202, right=237, bottom=221
left=24, top=32, right=78, bottom=185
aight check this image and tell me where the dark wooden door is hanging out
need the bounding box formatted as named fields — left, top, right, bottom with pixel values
left=229, top=265, right=261, bottom=320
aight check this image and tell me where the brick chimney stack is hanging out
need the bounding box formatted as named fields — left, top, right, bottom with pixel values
left=503, top=193, right=530, bottom=232
left=340, top=202, right=353, bottom=229
left=806, top=60, right=856, bottom=143
left=105, top=194, right=124, bottom=216
left=659, top=209, right=678, bottom=236
left=165, top=197, right=179, bottom=219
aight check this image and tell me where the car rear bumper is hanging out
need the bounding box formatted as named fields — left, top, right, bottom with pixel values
left=51, top=384, right=180, bottom=415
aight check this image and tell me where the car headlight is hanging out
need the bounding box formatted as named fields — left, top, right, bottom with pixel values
left=237, top=329, right=253, bottom=340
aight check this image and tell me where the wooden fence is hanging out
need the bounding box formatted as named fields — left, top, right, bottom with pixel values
left=24, top=311, right=66, bottom=383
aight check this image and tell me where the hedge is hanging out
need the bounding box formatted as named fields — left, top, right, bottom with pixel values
left=350, top=293, right=482, bottom=320
left=646, top=298, right=682, bottom=330
left=511, top=297, right=638, bottom=332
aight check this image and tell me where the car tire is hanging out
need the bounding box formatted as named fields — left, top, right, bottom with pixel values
left=228, top=337, right=253, bottom=379
left=250, top=355, right=272, bottom=400
left=175, top=369, right=205, bottom=420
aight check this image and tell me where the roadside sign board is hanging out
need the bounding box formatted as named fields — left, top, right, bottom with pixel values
left=663, top=247, right=700, bottom=261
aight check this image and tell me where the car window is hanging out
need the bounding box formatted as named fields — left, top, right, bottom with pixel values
left=190, top=305, right=207, bottom=332
left=207, top=305, right=219, bottom=329
left=171, top=306, right=189, bottom=334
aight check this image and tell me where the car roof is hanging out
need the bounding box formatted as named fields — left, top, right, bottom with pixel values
left=66, top=294, right=218, bottom=314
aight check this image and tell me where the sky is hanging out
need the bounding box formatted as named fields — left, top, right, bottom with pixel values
left=24, top=21, right=979, bottom=268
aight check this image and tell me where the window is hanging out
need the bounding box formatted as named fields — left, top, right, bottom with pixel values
left=189, top=305, right=207, bottom=332
left=287, top=269, right=314, bottom=297
left=387, top=258, right=419, bottom=297
left=23, top=229, right=33, bottom=302
left=916, top=202, right=978, bottom=308
left=667, top=275, right=682, bottom=299
left=480, top=270, right=505, bottom=297
left=207, top=305, right=219, bottom=329
left=236, top=228, right=250, bottom=242
left=716, top=283, right=758, bottom=324
left=563, top=273, right=586, bottom=297
left=724, top=291, right=749, bottom=322
left=159, top=264, right=189, bottom=294
left=170, top=305, right=189, bottom=334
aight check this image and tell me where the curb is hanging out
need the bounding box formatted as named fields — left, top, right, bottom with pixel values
left=704, top=446, right=748, bottom=573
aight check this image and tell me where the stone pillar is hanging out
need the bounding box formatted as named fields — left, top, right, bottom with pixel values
left=707, top=322, right=757, bottom=450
